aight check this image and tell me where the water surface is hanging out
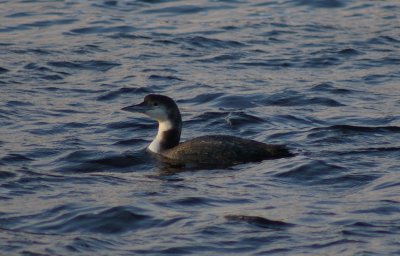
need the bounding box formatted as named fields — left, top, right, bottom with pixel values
left=1, top=0, right=400, bottom=255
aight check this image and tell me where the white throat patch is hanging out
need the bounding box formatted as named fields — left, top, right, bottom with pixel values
left=148, top=120, right=173, bottom=153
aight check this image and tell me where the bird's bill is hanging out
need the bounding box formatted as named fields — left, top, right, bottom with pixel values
left=121, top=101, right=147, bottom=113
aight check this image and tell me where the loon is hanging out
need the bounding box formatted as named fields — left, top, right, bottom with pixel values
left=122, top=94, right=293, bottom=167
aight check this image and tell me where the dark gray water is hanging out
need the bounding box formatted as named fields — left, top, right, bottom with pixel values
left=1, top=0, right=400, bottom=255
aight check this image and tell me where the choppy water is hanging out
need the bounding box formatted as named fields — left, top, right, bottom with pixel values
left=1, top=0, right=400, bottom=255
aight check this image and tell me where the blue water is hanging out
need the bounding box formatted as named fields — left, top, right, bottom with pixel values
left=1, top=0, right=400, bottom=255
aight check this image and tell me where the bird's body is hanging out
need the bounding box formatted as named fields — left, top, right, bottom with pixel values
left=122, top=94, right=292, bottom=167
left=161, top=135, right=291, bottom=166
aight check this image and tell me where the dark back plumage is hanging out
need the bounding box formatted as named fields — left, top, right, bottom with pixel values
left=161, top=135, right=293, bottom=167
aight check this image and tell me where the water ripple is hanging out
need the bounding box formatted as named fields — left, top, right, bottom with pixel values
left=47, top=61, right=121, bottom=72
left=68, top=25, right=136, bottom=35
left=225, top=215, right=294, bottom=229
left=17, top=205, right=156, bottom=234
left=1, top=0, right=400, bottom=255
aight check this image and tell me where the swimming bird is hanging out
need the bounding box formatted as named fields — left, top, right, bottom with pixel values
left=122, top=94, right=293, bottom=167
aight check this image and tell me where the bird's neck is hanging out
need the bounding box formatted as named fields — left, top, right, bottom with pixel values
left=148, top=119, right=181, bottom=153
